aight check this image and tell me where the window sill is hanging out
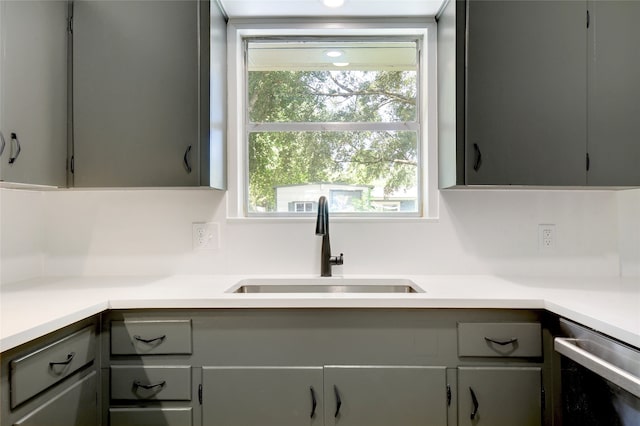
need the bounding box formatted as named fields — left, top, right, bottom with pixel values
left=226, top=215, right=440, bottom=224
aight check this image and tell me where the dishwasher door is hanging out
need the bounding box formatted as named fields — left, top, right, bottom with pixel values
left=555, top=319, right=640, bottom=426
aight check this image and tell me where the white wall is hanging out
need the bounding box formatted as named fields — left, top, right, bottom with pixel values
left=0, top=187, right=619, bottom=279
left=0, top=189, right=45, bottom=283
left=2, top=186, right=628, bottom=282
left=617, top=189, right=640, bottom=277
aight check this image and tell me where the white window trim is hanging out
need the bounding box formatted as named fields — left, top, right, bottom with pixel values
left=226, top=18, right=439, bottom=220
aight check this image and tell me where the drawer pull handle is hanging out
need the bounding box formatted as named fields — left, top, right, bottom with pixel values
left=484, top=337, right=518, bottom=346
left=133, top=335, right=166, bottom=344
left=9, top=132, right=21, bottom=164
left=473, top=143, right=482, bottom=171
left=49, top=352, right=75, bottom=368
left=184, top=145, right=192, bottom=173
left=310, top=386, right=317, bottom=418
left=333, top=385, right=342, bottom=418
left=469, top=387, right=479, bottom=420
left=133, top=380, right=166, bottom=390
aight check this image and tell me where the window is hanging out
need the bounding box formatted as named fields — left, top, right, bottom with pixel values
left=226, top=22, right=438, bottom=219
left=290, top=201, right=316, bottom=213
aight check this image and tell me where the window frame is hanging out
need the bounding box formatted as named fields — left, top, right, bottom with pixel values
left=226, top=19, right=439, bottom=220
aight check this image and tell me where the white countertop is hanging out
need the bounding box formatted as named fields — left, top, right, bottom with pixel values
left=1, top=274, right=639, bottom=352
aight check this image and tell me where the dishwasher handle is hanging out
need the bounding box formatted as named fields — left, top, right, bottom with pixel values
left=554, top=337, right=640, bottom=398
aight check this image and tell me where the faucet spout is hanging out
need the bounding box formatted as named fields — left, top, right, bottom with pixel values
left=315, top=196, right=329, bottom=236
left=315, top=196, right=343, bottom=277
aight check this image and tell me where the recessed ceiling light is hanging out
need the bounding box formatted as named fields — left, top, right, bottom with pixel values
left=325, top=50, right=344, bottom=58
left=333, top=62, right=350, bottom=67
left=322, top=0, right=345, bottom=8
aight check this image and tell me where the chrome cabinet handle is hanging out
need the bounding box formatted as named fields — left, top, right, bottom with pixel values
left=9, top=132, right=21, bottom=164
left=183, top=145, right=192, bottom=173
left=133, top=334, right=166, bottom=344
left=469, top=387, right=479, bottom=420
left=484, top=337, right=518, bottom=346
left=333, top=385, right=342, bottom=418
left=473, top=143, right=482, bottom=171
left=310, top=386, right=317, bottom=418
left=133, top=380, right=166, bottom=390
left=49, top=352, right=75, bottom=368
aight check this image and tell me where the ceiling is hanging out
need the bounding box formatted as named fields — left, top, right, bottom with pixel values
left=217, top=0, right=447, bottom=18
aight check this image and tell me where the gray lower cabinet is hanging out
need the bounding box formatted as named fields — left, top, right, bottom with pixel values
left=0, top=319, right=99, bottom=426
left=13, top=371, right=98, bottom=426
left=100, top=309, right=550, bottom=426
left=201, top=365, right=447, bottom=426
left=457, top=367, right=542, bottom=426
left=324, top=366, right=447, bottom=426
left=202, top=367, right=324, bottom=426
left=109, top=407, right=193, bottom=426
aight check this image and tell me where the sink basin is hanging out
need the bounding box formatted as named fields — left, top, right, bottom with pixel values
left=227, top=278, right=423, bottom=294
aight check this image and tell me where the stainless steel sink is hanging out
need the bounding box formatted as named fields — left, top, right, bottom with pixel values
left=227, top=278, right=423, bottom=294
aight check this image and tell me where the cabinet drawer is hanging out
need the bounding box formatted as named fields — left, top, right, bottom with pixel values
left=109, top=407, right=192, bottom=426
left=458, top=322, right=542, bottom=357
left=110, top=366, right=191, bottom=400
left=13, top=371, right=98, bottom=426
left=10, top=326, right=96, bottom=408
left=111, top=320, right=192, bottom=355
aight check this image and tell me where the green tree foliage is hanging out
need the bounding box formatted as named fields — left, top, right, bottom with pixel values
left=248, top=70, right=418, bottom=212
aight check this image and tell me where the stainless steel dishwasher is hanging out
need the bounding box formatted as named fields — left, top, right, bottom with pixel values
left=555, top=319, right=640, bottom=426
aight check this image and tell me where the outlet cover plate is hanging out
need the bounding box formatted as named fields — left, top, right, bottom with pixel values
left=193, top=222, right=219, bottom=250
left=538, top=224, right=556, bottom=252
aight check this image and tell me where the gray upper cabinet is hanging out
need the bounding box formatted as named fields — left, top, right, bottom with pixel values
left=72, top=0, right=200, bottom=187
left=439, top=0, right=640, bottom=188
left=0, top=0, right=226, bottom=189
left=587, top=0, right=640, bottom=186
left=324, top=366, right=447, bottom=426
left=465, top=0, right=587, bottom=186
left=0, top=0, right=68, bottom=187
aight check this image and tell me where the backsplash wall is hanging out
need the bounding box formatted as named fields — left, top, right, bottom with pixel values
left=2, top=186, right=633, bottom=282
left=617, top=189, right=640, bottom=277
left=0, top=189, right=45, bottom=283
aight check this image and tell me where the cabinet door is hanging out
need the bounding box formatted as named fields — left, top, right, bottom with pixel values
left=73, top=0, right=199, bottom=187
left=0, top=0, right=67, bottom=187
left=109, top=407, right=192, bottom=426
left=324, top=366, right=447, bottom=426
left=13, top=371, right=97, bottom=426
left=202, top=367, right=323, bottom=426
left=466, top=1, right=587, bottom=185
left=457, top=367, right=542, bottom=426
left=587, top=1, right=640, bottom=186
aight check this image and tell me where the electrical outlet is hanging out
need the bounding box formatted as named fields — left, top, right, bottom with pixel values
left=538, top=224, right=556, bottom=251
left=192, top=222, right=219, bottom=250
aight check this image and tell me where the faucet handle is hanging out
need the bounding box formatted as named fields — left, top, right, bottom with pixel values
left=330, top=253, right=344, bottom=266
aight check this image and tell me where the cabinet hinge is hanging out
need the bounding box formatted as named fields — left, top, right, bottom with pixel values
left=70, top=155, right=75, bottom=174
left=541, top=385, right=546, bottom=411
left=198, top=383, right=203, bottom=405
left=586, top=152, right=590, bottom=171
left=68, top=16, right=73, bottom=34
left=587, top=10, right=590, bottom=28
left=446, top=384, right=451, bottom=406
